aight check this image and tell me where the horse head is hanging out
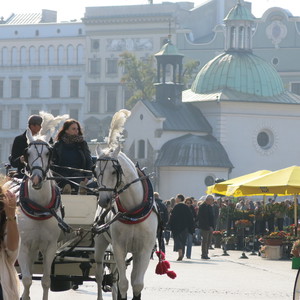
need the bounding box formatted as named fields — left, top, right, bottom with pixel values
left=25, top=129, right=53, bottom=189
left=94, top=144, right=123, bottom=208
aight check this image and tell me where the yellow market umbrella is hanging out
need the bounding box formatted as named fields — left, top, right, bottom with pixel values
left=226, top=165, right=300, bottom=236
left=227, top=166, right=300, bottom=197
left=206, top=170, right=272, bottom=195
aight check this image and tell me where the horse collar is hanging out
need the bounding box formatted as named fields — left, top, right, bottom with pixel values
left=114, top=168, right=154, bottom=224
left=19, top=178, right=61, bottom=221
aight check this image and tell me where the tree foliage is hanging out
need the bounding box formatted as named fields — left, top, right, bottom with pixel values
left=119, top=51, right=200, bottom=108
left=119, top=51, right=156, bottom=109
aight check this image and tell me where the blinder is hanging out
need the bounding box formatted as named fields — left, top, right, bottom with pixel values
left=93, top=156, right=123, bottom=192
left=25, top=141, right=53, bottom=179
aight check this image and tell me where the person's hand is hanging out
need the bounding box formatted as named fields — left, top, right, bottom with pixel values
left=3, top=190, right=17, bottom=218
left=20, top=155, right=25, bottom=163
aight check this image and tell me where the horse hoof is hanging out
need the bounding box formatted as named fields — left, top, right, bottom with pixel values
left=132, top=295, right=141, bottom=300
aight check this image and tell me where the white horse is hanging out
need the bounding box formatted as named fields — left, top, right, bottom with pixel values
left=93, top=109, right=158, bottom=300
left=17, top=116, right=68, bottom=300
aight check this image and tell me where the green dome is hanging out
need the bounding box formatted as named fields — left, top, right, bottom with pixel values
left=224, top=2, right=255, bottom=22
left=191, top=51, right=285, bottom=97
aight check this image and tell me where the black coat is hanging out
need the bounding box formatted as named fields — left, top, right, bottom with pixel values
left=9, top=131, right=28, bottom=175
left=169, top=202, right=195, bottom=235
left=51, top=139, right=93, bottom=180
left=155, top=198, right=169, bottom=229
left=197, top=202, right=215, bottom=231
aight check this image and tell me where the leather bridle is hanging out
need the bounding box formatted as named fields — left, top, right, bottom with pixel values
left=24, top=141, right=53, bottom=180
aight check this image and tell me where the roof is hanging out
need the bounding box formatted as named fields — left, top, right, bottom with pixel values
left=224, top=1, right=255, bottom=22
left=155, top=133, right=233, bottom=168
left=155, top=40, right=184, bottom=57
left=141, top=100, right=212, bottom=133
left=182, top=88, right=300, bottom=104
left=5, top=13, right=43, bottom=24
left=190, top=50, right=285, bottom=98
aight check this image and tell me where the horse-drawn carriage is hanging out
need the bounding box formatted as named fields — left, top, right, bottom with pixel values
left=7, top=109, right=164, bottom=300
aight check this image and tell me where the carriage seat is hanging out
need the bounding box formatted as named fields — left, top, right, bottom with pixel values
left=61, top=195, right=98, bottom=226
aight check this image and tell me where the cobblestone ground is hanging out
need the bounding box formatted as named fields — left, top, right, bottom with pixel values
left=27, top=241, right=297, bottom=300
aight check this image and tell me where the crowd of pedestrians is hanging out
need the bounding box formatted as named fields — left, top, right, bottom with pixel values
left=155, top=192, right=296, bottom=261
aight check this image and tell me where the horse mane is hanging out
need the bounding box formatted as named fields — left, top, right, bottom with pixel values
left=106, top=109, right=131, bottom=149
left=39, top=111, right=69, bottom=139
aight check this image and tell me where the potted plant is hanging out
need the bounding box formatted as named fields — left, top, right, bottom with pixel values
left=235, top=219, right=252, bottom=229
left=262, top=231, right=287, bottom=246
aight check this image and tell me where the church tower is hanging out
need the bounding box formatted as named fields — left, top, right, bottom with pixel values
left=154, top=37, right=184, bottom=105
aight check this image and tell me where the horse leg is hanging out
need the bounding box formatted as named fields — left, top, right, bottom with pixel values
left=18, top=247, right=35, bottom=300
left=41, top=244, right=57, bottom=300
left=113, top=247, right=128, bottom=300
left=131, top=250, right=153, bottom=299
left=94, top=235, right=110, bottom=300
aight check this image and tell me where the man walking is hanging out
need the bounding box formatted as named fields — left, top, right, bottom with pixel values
left=197, top=194, right=215, bottom=259
left=169, top=194, right=195, bottom=261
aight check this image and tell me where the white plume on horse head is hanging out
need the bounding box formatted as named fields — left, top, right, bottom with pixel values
left=39, top=111, right=69, bottom=140
left=106, top=109, right=131, bottom=149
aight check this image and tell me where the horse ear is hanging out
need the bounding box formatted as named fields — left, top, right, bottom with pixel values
left=95, top=144, right=104, bottom=157
left=112, top=145, right=121, bottom=159
left=26, top=128, right=34, bottom=144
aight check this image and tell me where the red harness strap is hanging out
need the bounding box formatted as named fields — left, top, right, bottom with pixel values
left=21, top=178, right=57, bottom=220
left=115, top=169, right=153, bottom=224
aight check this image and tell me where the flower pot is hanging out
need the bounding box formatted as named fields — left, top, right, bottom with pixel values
left=264, top=239, right=283, bottom=246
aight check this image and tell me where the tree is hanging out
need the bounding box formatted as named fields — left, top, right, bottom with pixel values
left=119, top=51, right=200, bottom=108
left=182, top=60, right=200, bottom=88
left=119, top=51, right=156, bottom=109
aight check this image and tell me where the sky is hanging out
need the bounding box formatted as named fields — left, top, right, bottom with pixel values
left=1, top=0, right=300, bottom=22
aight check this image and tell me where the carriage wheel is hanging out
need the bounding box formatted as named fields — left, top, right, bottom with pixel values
left=293, top=268, right=300, bottom=299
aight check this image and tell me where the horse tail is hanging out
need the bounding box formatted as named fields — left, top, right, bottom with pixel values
left=107, top=109, right=131, bottom=149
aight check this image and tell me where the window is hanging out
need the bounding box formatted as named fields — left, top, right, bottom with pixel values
left=51, top=109, right=59, bottom=117
left=204, top=176, right=215, bottom=186
left=51, top=79, right=60, bottom=98
left=11, top=80, right=20, bottom=98
left=291, top=83, right=300, bottom=96
left=31, top=79, right=40, bottom=98
left=90, top=59, right=100, bottom=75
left=70, top=79, right=79, bottom=97
left=0, top=110, right=2, bottom=129
left=70, top=109, right=79, bottom=120
left=91, top=39, right=100, bottom=51
left=106, top=89, right=117, bottom=113
left=257, top=130, right=274, bottom=150
left=11, top=110, right=20, bottom=129
left=90, top=90, right=100, bottom=112
left=138, top=140, right=145, bottom=159
left=106, top=59, right=118, bottom=75
left=0, top=80, right=3, bottom=98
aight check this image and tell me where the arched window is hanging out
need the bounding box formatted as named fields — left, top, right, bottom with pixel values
left=38, top=46, right=46, bottom=65
left=2, top=47, right=9, bottom=66
left=57, top=45, right=64, bottom=65
left=230, top=27, right=236, bottom=49
left=48, top=46, right=55, bottom=65
left=29, top=46, right=36, bottom=65
left=20, top=46, right=26, bottom=65
left=67, top=45, right=74, bottom=65
left=77, top=44, right=84, bottom=65
left=11, top=47, right=18, bottom=65
left=238, top=26, right=245, bottom=49
left=138, top=140, right=145, bottom=159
